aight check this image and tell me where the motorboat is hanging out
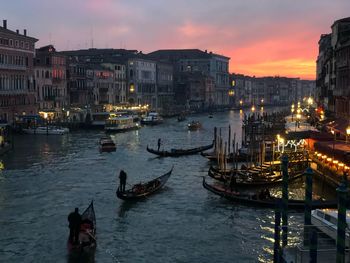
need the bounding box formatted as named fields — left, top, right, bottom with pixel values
left=187, top=121, right=202, bottom=130
left=105, top=115, right=140, bottom=132
left=99, top=137, right=116, bottom=152
left=141, top=112, right=163, bottom=125
left=311, top=209, right=350, bottom=243
left=22, top=126, right=69, bottom=135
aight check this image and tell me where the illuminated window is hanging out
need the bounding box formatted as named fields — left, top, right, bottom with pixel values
left=232, top=80, right=235, bottom=87
left=130, top=84, right=135, bottom=93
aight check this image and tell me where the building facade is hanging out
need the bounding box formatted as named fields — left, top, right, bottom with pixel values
left=34, top=45, right=68, bottom=120
left=316, top=17, right=350, bottom=118
left=127, top=57, right=157, bottom=109
left=0, top=20, right=38, bottom=124
left=148, top=49, right=230, bottom=107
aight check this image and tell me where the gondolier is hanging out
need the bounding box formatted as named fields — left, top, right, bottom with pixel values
left=68, top=208, right=82, bottom=244
left=119, top=170, right=127, bottom=192
left=157, top=138, right=162, bottom=151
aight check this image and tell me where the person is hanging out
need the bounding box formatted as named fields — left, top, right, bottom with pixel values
left=157, top=138, right=161, bottom=151
left=68, top=208, right=82, bottom=245
left=119, top=170, right=127, bottom=192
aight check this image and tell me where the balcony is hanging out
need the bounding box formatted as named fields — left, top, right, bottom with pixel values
left=0, top=64, right=27, bottom=71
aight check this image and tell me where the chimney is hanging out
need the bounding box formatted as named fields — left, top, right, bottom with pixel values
left=3, top=20, right=7, bottom=29
left=24, top=29, right=27, bottom=36
left=16, top=29, right=19, bottom=34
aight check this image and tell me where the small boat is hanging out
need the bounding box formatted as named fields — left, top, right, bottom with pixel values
left=207, top=166, right=304, bottom=187
left=105, top=115, right=140, bottom=132
left=202, top=177, right=337, bottom=209
left=187, top=121, right=201, bottom=130
left=200, top=151, right=248, bottom=162
left=116, top=167, right=173, bottom=200
left=311, top=209, right=350, bottom=243
left=22, top=126, right=69, bottom=135
left=141, top=112, right=164, bottom=125
left=177, top=114, right=187, bottom=122
left=146, top=142, right=213, bottom=157
left=67, top=201, right=96, bottom=254
left=99, top=137, right=116, bottom=152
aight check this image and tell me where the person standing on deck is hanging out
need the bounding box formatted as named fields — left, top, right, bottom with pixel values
left=157, top=138, right=162, bottom=151
left=119, top=170, right=127, bottom=192
left=68, top=208, right=82, bottom=244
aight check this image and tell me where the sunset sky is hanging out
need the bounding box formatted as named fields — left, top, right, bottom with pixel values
left=2, top=0, right=350, bottom=80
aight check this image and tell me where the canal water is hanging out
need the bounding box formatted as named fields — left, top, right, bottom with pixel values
left=0, top=109, right=336, bottom=263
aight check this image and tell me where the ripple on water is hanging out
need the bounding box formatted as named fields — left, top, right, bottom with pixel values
left=0, top=110, right=318, bottom=262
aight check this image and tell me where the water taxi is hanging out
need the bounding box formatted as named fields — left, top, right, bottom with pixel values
left=311, top=209, right=350, bottom=243
left=99, top=137, right=116, bottom=152
left=141, top=112, right=163, bottom=125
left=104, top=114, right=140, bottom=132
left=187, top=121, right=202, bottom=130
left=22, top=126, right=69, bottom=135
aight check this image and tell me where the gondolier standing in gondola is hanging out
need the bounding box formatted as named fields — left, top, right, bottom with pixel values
left=119, top=169, right=127, bottom=192
left=68, top=208, right=82, bottom=244
left=157, top=138, right=161, bottom=151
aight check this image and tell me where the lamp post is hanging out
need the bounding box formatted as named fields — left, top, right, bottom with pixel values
left=331, top=129, right=336, bottom=159
left=346, top=127, right=350, bottom=143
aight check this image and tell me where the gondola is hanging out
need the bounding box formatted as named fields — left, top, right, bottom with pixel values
left=200, top=151, right=248, bottom=162
left=146, top=142, right=213, bottom=157
left=67, top=201, right=97, bottom=254
left=116, top=167, right=173, bottom=200
left=202, top=177, right=337, bottom=209
left=207, top=166, right=304, bottom=187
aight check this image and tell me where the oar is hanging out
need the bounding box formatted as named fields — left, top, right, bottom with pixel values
left=86, top=231, right=121, bottom=263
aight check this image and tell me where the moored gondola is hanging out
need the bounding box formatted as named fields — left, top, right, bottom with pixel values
left=116, top=167, right=173, bottom=200
left=202, top=177, right=337, bottom=209
left=67, top=201, right=96, bottom=254
left=207, top=166, right=304, bottom=187
left=146, top=142, right=213, bottom=157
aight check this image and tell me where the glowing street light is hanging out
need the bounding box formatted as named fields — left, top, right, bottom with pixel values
left=346, top=126, right=350, bottom=143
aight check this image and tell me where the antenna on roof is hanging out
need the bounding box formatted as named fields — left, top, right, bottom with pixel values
left=49, top=32, right=52, bottom=45
left=90, top=26, right=94, bottom=49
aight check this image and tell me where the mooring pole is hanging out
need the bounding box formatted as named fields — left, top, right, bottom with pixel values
left=228, top=125, right=231, bottom=155
left=273, top=200, right=282, bottom=263
left=336, top=181, right=348, bottom=263
left=281, top=155, right=289, bottom=248
left=309, top=228, right=318, bottom=263
left=304, top=167, right=313, bottom=247
left=214, top=127, right=217, bottom=154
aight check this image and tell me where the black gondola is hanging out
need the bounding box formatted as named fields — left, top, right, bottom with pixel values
left=202, top=177, right=337, bottom=209
left=67, top=201, right=96, bottom=254
left=207, top=166, right=304, bottom=187
left=146, top=142, right=213, bottom=157
left=116, top=167, right=173, bottom=200
left=201, top=151, right=248, bottom=162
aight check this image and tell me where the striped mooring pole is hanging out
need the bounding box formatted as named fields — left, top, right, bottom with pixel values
left=304, top=167, right=313, bottom=247
left=281, top=155, right=289, bottom=248
left=336, top=181, right=348, bottom=263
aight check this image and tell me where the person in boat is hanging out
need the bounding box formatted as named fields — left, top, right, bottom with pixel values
left=157, top=138, right=162, bottom=151
left=68, top=208, right=82, bottom=244
left=119, top=170, right=127, bottom=193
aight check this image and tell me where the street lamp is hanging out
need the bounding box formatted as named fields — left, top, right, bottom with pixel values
left=347, top=127, right=350, bottom=143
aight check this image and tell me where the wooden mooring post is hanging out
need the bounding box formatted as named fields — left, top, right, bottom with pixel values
left=336, top=181, right=348, bottom=263
left=281, top=155, right=289, bottom=248
left=303, top=167, right=313, bottom=247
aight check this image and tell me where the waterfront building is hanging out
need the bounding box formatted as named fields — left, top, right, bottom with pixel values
left=155, top=62, right=174, bottom=114
left=148, top=49, right=231, bottom=107
left=101, top=59, right=128, bottom=104
left=231, top=74, right=314, bottom=107
left=0, top=20, right=38, bottom=124
left=86, top=64, right=115, bottom=111
left=174, top=72, right=214, bottom=111
left=34, top=45, right=68, bottom=120
left=316, top=34, right=333, bottom=113
left=316, top=17, right=350, bottom=119
left=127, top=56, right=157, bottom=109
left=66, top=56, right=90, bottom=109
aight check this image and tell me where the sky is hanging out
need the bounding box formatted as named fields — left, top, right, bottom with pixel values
left=1, top=0, right=350, bottom=80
